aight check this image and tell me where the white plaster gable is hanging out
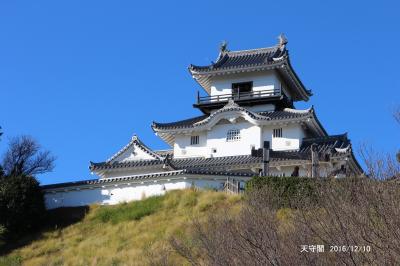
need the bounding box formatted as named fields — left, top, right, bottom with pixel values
left=193, top=100, right=266, bottom=130
left=107, top=135, right=161, bottom=163
left=112, top=144, right=155, bottom=162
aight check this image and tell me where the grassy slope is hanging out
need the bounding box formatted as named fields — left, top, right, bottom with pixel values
left=1, top=190, right=242, bottom=266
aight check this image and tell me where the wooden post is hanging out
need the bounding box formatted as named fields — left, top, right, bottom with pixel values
left=311, top=143, right=319, bottom=178
left=262, top=141, right=270, bottom=176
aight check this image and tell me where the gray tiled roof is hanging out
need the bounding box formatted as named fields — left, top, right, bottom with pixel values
left=89, top=155, right=262, bottom=171
left=42, top=171, right=185, bottom=190
left=300, top=134, right=350, bottom=153
left=270, top=134, right=353, bottom=161
left=153, top=114, right=209, bottom=130
left=89, top=153, right=303, bottom=172
left=170, top=155, right=263, bottom=170
left=189, top=47, right=285, bottom=73
left=153, top=108, right=313, bottom=131
left=154, top=149, right=173, bottom=157
left=90, top=159, right=164, bottom=170
left=89, top=134, right=354, bottom=172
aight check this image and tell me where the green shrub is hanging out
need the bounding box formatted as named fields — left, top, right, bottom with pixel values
left=92, top=195, right=164, bottom=224
left=246, top=176, right=317, bottom=208
left=0, top=225, right=6, bottom=249
left=0, top=175, right=45, bottom=237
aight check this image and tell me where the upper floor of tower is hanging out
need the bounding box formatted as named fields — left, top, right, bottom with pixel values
left=188, top=34, right=312, bottom=113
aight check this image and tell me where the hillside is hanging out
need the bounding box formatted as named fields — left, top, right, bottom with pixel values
left=0, top=190, right=242, bottom=266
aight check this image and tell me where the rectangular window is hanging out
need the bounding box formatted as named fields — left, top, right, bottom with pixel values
left=226, top=129, right=241, bottom=142
left=190, top=135, right=199, bottom=145
left=232, top=81, right=253, bottom=96
left=273, top=128, right=282, bottom=138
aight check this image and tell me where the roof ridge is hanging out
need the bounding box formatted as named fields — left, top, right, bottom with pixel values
left=225, top=46, right=278, bottom=55
left=188, top=46, right=281, bottom=71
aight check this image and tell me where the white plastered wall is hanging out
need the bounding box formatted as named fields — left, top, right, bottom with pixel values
left=210, top=71, right=280, bottom=97
left=173, top=120, right=262, bottom=158
left=173, top=131, right=208, bottom=158
left=44, top=177, right=245, bottom=209
left=110, top=144, right=155, bottom=163
left=262, top=124, right=306, bottom=151
left=246, top=104, right=276, bottom=113
left=206, top=120, right=261, bottom=157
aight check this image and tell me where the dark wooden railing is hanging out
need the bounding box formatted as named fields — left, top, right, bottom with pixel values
left=197, top=88, right=281, bottom=105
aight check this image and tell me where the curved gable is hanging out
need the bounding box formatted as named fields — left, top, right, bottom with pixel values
left=107, top=135, right=161, bottom=163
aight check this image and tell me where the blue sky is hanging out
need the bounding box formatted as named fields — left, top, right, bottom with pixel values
left=1, top=1, right=399, bottom=185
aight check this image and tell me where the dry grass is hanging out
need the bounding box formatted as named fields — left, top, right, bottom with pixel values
left=171, top=178, right=400, bottom=265
left=0, top=189, right=242, bottom=266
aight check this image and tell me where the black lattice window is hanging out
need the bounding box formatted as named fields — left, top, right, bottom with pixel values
left=226, top=129, right=241, bottom=142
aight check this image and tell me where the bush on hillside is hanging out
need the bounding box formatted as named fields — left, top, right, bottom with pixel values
left=246, top=175, right=317, bottom=208
left=0, top=225, right=6, bottom=249
left=0, top=175, right=46, bottom=238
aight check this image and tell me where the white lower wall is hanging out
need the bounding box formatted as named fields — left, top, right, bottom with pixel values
left=44, top=163, right=339, bottom=210
left=43, top=177, right=235, bottom=209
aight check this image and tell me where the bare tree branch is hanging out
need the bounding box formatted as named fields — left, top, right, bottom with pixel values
left=2, top=135, right=56, bottom=177
left=359, top=143, right=400, bottom=180
left=394, top=107, right=400, bottom=125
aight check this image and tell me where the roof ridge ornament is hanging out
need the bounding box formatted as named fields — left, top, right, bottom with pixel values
left=220, top=40, right=229, bottom=53
left=283, top=106, right=314, bottom=114
left=335, top=145, right=351, bottom=153
left=278, top=33, right=288, bottom=49
left=271, top=33, right=288, bottom=62
left=215, top=40, right=229, bottom=65
left=225, top=98, right=240, bottom=108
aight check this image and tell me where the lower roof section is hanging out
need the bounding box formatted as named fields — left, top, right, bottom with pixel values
left=90, top=133, right=357, bottom=172
left=42, top=169, right=254, bottom=191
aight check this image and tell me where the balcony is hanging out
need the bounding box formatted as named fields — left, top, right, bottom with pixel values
left=197, top=88, right=281, bottom=104
left=194, top=88, right=286, bottom=113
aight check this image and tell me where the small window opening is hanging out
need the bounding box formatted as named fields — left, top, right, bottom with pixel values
left=226, top=129, right=241, bottom=142
left=232, top=81, right=253, bottom=97
left=273, top=128, right=282, bottom=138
left=190, top=135, right=199, bottom=145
